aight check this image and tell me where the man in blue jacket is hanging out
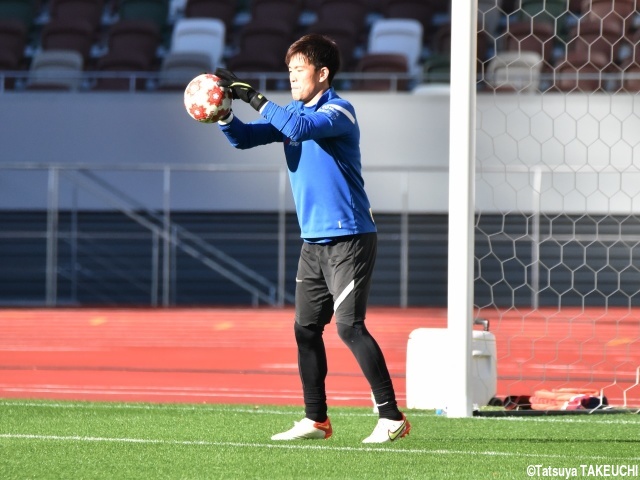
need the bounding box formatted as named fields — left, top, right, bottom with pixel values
left=214, top=33, right=410, bottom=444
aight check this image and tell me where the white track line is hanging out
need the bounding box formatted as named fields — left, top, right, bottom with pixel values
left=1, top=433, right=639, bottom=461
left=1, top=401, right=639, bottom=422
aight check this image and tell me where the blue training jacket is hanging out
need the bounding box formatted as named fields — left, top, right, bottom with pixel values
left=218, top=88, right=376, bottom=241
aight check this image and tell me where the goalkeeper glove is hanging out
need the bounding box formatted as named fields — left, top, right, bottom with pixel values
left=214, top=68, right=268, bottom=112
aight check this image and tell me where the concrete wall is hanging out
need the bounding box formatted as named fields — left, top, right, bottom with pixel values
left=1, top=89, right=638, bottom=213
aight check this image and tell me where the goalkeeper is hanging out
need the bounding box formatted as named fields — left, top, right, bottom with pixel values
left=214, top=33, right=410, bottom=444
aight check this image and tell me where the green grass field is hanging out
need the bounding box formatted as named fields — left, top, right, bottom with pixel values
left=1, top=399, right=639, bottom=479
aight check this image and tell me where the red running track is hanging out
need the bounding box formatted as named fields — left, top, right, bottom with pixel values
left=0, top=307, right=638, bottom=407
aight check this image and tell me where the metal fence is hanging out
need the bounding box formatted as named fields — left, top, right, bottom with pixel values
left=1, top=163, right=440, bottom=307
left=3, top=161, right=638, bottom=308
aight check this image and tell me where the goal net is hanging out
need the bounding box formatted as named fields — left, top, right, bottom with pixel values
left=473, top=0, right=640, bottom=409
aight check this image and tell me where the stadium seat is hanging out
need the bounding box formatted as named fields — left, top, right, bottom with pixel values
left=183, top=0, right=235, bottom=18
left=618, top=28, right=640, bottom=87
left=430, top=23, right=451, bottom=57
left=567, top=18, right=625, bottom=65
left=26, top=49, right=84, bottom=90
left=117, top=0, right=169, bottom=33
left=93, top=19, right=160, bottom=89
left=300, top=0, right=322, bottom=21
left=183, top=0, right=236, bottom=42
left=39, top=18, right=95, bottom=64
left=0, top=18, right=28, bottom=89
left=306, top=19, right=359, bottom=71
left=431, top=22, right=492, bottom=69
left=626, top=29, right=640, bottom=68
left=519, top=0, right=568, bottom=24
left=367, top=18, right=423, bottom=77
left=583, top=0, right=636, bottom=33
left=0, top=0, right=38, bottom=31
left=382, top=0, right=433, bottom=36
left=485, top=51, right=543, bottom=93
left=621, top=64, right=640, bottom=93
left=569, top=0, right=583, bottom=14
left=48, top=0, right=104, bottom=33
left=243, top=17, right=294, bottom=47
left=381, top=0, right=436, bottom=59
left=552, top=50, right=610, bottom=92
left=227, top=19, right=293, bottom=77
left=315, top=0, right=367, bottom=41
left=250, top=0, right=302, bottom=28
left=169, top=18, right=226, bottom=71
left=157, top=51, right=212, bottom=90
left=477, top=0, right=503, bottom=37
left=100, top=19, right=161, bottom=69
left=94, top=52, right=151, bottom=90
left=422, top=53, right=450, bottom=84
left=518, top=0, right=572, bottom=39
left=502, top=20, right=556, bottom=73
left=0, top=19, right=28, bottom=70
left=427, top=0, right=449, bottom=16
left=353, top=52, right=410, bottom=91
left=225, top=53, right=287, bottom=90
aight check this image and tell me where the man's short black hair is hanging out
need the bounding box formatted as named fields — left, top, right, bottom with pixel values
left=285, top=34, right=341, bottom=85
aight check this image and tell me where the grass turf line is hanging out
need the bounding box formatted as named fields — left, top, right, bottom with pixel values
left=0, top=400, right=639, bottom=479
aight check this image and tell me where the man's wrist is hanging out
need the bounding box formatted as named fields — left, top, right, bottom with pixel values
left=218, top=111, right=234, bottom=124
left=249, top=92, right=268, bottom=112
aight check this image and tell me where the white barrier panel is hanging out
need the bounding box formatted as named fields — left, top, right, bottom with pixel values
left=406, top=328, right=497, bottom=410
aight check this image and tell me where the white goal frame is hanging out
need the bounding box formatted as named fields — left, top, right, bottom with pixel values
left=447, top=0, right=479, bottom=418
left=445, top=0, right=640, bottom=415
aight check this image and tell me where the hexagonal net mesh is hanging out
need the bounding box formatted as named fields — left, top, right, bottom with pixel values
left=474, top=0, right=640, bottom=408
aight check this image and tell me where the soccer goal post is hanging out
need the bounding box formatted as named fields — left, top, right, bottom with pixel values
left=445, top=0, right=640, bottom=415
left=446, top=0, right=479, bottom=418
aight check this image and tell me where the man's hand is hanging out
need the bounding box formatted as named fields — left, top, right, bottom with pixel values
left=214, top=68, right=268, bottom=112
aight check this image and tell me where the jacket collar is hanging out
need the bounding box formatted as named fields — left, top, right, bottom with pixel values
left=299, top=87, right=337, bottom=112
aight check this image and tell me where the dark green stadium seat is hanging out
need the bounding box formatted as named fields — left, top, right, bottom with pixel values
left=0, top=0, right=38, bottom=30
left=118, top=0, right=169, bottom=33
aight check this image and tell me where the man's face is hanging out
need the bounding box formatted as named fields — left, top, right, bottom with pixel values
left=288, top=54, right=327, bottom=105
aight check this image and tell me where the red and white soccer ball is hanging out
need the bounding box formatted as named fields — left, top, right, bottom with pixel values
left=184, top=73, right=232, bottom=123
